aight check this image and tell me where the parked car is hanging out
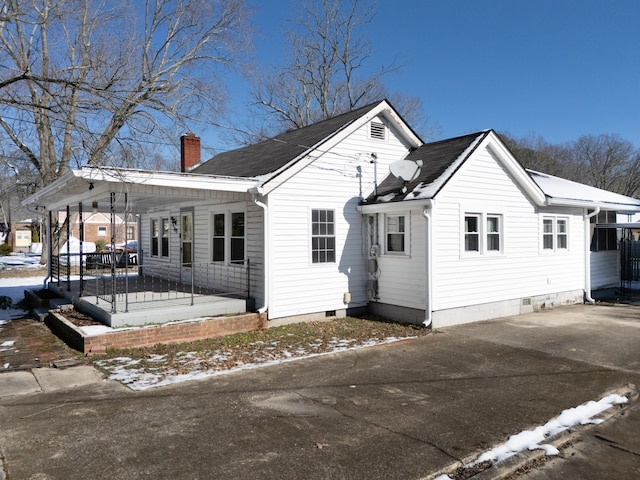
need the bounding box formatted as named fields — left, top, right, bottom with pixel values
left=105, top=240, right=138, bottom=253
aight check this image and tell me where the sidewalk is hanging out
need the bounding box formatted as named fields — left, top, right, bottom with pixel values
left=0, top=365, right=106, bottom=397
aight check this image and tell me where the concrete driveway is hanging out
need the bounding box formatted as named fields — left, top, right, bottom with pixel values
left=1, top=302, right=639, bottom=479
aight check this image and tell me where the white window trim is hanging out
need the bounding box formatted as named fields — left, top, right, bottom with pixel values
left=310, top=208, right=337, bottom=265
left=461, top=212, right=504, bottom=256
left=210, top=205, right=247, bottom=266
left=97, top=225, right=107, bottom=237
left=383, top=213, right=410, bottom=256
left=541, top=215, right=569, bottom=253
left=149, top=211, right=171, bottom=261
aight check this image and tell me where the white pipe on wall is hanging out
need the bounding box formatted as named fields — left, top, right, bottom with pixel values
left=250, top=189, right=269, bottom=315
left=422, top=203, right=433, bottom=327
left=584, top=207, right=600, bottom=304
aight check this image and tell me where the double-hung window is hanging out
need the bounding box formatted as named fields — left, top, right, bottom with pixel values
left=161, top=218, right=169, bottom=257
left=464, top=213, right=502, bottom=254
left=151, top=219, right=159, bottom=256
left=464, top=214, right=480, bottom=252
left=151, top=216, right=170, bottom=258
left=211, top=210, right=245, bottom=264
left=486, top=215, right=501, bottom=251
left=230, top=212, right=245, bottom=263
left=542, top=216, right=569, bottom=251
left=311, top=209, right=335, bottom=263
left=385, top=215, right=406, bottom=254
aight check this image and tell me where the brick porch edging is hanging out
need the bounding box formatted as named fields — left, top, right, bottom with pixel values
left=45, top=310, right=268, bottom=355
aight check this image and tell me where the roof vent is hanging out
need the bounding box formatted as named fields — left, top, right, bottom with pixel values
left=369, top=121, right=386, bottom=140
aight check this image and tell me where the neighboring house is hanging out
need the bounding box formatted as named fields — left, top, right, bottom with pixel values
left=22, top=100, right=640, bottom=329
left=13, top=221, right=32, bottom=253
left=56, top=211, right=137, bottom=247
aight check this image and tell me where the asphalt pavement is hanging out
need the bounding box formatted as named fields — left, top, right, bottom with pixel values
left=1, top=302, right=639, bottom=479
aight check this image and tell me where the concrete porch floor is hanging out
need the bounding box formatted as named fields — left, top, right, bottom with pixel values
left=48, top=275, right=251, bottom=328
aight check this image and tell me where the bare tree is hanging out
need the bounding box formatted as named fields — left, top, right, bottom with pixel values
left=572, top=134, right=637, bottom=195
left=0, top=0, right=251, bottom=187
left=244, top=0, right=436, bottom=142
left=0, top=150, right=38, bottom=246
left=501, top=133, right=577, bottom=180
left=503, top=132, right=640, bottom=199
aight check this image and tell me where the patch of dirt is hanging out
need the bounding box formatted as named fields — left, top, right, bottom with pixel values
left=0, top=318, right=85, bottom=370
left=58, top=308, right=103, bottom=328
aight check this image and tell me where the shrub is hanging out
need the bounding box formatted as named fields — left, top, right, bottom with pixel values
left=0, top=243, right=13, bottom=255
left=95, top=239, right=106, bottom=252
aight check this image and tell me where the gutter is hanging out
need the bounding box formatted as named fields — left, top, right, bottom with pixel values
left=583, top=207, right=600, bottom=304
left=422, top=202, right=433, bottom=327
left=249, top=187, right=269, bottom=315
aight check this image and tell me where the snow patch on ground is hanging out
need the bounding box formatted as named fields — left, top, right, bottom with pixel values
left=0, top=274, right=46, bottom=322
left=434, top=393, right=629, bottom=480
left=95, top=337, right=411, bottom=391
left=79, top=325, right=114, bottom=336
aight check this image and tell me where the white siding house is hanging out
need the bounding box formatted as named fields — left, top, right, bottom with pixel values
left=23, top=100, right=640, bottom=330
left=360, top=129, right=640, bottom=328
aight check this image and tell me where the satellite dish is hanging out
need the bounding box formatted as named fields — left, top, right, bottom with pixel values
left=389, top=160, right=422, bottom=183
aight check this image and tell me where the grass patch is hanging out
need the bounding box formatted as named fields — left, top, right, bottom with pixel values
left=97, top=316, right=427, bottom=360
left=91, top=316, right=431, bottom=389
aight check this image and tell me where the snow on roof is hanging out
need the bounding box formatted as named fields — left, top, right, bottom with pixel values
left=410, top=132, right=486, bottom=200
left=528, top=170, right=640, bottom=210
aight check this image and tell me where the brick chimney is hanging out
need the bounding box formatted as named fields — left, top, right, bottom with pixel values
left=180, top=133, right=201, bottom=172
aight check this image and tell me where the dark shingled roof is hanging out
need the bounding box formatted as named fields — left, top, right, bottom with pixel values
left=366, top=130, right=490, bottom=203
left=191, top=102, right=384, bottom=178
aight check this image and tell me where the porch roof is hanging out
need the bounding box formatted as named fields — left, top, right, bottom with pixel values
left=529, top=170, right=640, bottom=212
left=23, top=166, right=260, bottom=213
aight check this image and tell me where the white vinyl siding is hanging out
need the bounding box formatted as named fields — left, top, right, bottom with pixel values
left=267, top=116, right=412, bottom=319
left=590, top=250, right=620, bottom=289
left=139, top=191, right=264, bottom=307
left=430, top=144, right=585, bottom=312
left=373, top=209, right=426, bottom=310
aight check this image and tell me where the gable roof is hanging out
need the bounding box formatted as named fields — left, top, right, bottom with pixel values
left=365, top=130, right=492, bottom=203
left=363, top=129, right=640, bottom=212
left=191, top=100, right=421, bottom=180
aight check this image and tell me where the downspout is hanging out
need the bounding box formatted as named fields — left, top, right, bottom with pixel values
left=584, top=207, right=600, bottom=304
left=250, top=188, right=268, bottom=315
left=422, top=202, right=433, bottom=327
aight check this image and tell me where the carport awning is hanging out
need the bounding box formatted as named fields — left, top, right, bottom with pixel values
left=23, top=167, right=261, bottom=213
left=596, top=223, right=640, bottom=229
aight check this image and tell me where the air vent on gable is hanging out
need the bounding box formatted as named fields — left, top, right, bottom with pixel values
left=369, top=121, right=386, bottom=140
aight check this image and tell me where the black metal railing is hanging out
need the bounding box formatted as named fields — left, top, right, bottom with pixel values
left=51, top=251, right=256, bottom=313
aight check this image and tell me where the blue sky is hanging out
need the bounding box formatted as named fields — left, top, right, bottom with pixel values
left=223, top=0, right=639, bottom=150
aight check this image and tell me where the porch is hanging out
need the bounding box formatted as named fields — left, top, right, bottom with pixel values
left=50, top=254, right=256, bottom=328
